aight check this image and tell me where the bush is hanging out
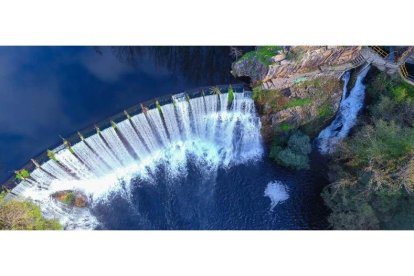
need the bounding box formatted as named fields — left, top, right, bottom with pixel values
left=277, top=148, right=310, bottom=170
left=270, top=130, right=311, bottom=170
left=0, top=193, right=62, bottom=230
left=390, top=82, right=414, bottom=102
left=342, top=119, right=414, bottom=169
left=328, top=203, right=380, bottom=230
left=323, top=71, right=414, bottom=229
left=284, top=98, right=312, bottom=109
left=239, top=46, right=283, bottom=66
left=288, top=131, right=311, bottom=155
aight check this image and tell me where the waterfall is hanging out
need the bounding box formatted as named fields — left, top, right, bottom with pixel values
left=317, top=65, right=371, bottom=154
left=8, top=90, right=263, bottom=229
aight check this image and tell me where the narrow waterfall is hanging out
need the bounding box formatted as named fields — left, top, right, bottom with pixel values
left=317, top=65, right=371, bottom=154
left=7, top=89, right=263, bottom=229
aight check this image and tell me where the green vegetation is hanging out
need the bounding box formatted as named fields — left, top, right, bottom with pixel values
left=253, top=76, right=341, bottom=168
left=156, top=100, right=163, bottom=114
left=0, top=191, right=62, bottom=230
left=323, top=72, right=414, bottom=229
left=63, top=139, right=75, bottom=154
left=279, top=122, right=293, bottom=132
left=61, top=191, right=75, bottom=205
left=47, top=150, right=57, bottom=161
left=15, top=169, right=30, bottom=180
left=269, top=130, right=311, bottom=170
left=239, top=46, right=283, bottom=66
left=284, top=98, right=311, bottom=109
left=111, top=120, right=118, bottom=130
left=252, top=86, right=312, bottom=113
left=285, top=49, right=304, bottom=62
left=317, top=104, right=333, bottom=118
left=227, top=85, right=235, bottom=107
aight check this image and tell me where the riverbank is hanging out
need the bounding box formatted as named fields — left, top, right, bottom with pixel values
left=235, top=46, right=414, bottom=229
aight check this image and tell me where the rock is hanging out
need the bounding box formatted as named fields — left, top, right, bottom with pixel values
left=52, top=190, right=88, bottom=208
left=232, top=46, right=362, bottom=89
left=272, top=53, right=286, bottom=62
left=231, top=56, right=268, bottom=83
left=255, top=76, right=342, bottom=142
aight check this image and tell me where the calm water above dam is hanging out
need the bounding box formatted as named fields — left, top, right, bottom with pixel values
left=0, top=46, right=329, bottom=229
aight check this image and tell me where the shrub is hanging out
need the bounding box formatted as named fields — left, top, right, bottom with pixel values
left=284, top=98, right=312, bottom=109
left=0, top=192, right=62, bottom=230
left=15, top=169, right=30, bottom=180
left=288, top=131, right=312, bottom=155
left=390, top=82, right=414, bottom=102
left=279, top=122, right=293, bottom=132
left=318, top=104, right=333, bottom=118
left=270, top=130, right=311, bottom=170
left=238, top=46, right=283, bottom=66
left=62, top=192, right=75, bottom=205
left=342, top=119, right=414, bottom=169
left=277, top=148, right=310, bottom=170
left=323, top=70, right=414, bottom=230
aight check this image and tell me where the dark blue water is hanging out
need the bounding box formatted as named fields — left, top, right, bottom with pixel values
left=0, top=46, right=329, bottom=229
left=0, top=46, right=248, bottom=184
left=91, top=156, right=327, bottom=230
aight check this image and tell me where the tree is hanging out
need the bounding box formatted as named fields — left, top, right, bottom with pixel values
left=270, top=130, right=311, bottom=170
left=0, top=192, right=62, bottom=230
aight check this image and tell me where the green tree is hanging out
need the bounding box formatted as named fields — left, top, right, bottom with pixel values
left=0, top=191, right=62, bottom=230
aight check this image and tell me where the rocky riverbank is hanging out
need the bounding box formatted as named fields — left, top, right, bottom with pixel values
left=232, top=46, right=358, bottom=170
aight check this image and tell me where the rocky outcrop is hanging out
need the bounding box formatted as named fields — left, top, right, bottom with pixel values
left=255, top=76, right=342, bottom=142
left=51, top=190, right=88, bottom=208
left=232, top=46, right=363, bottom=91
left=231, top=55, right=269, bottom=82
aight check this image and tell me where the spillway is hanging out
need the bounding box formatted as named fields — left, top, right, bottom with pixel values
left=4, top=86, right=263, bottom=229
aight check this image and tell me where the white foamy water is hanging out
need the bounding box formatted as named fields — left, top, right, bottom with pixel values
left=317, top=65, right=371, bottom=154
left=264, top=181, right=289, bottom=211
left=8, top=91, right=264, bottom=229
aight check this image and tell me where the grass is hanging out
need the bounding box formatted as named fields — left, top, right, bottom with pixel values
left=318, top=104, right=333, bottom=117
left=239, top=46, right=283, bottom=66
left=284, top=98, right=312, bottom=108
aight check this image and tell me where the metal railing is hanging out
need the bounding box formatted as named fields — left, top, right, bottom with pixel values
left=2, top=83, right=248, bottom=192
left=370, top=46, right=389, bottom=59
left=400, top=64, right=414, bottom=83
left=369, top=46, right=414, bottom=65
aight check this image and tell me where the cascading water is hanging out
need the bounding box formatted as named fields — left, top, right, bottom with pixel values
left=7, top=91, right=264, bottom=229
left=317, top=65, right=371, bottom=154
